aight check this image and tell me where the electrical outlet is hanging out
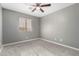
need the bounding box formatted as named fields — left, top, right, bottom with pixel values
left=54, top=38, right=57, bottom=41
left=59, top=38, right=63, bottom=42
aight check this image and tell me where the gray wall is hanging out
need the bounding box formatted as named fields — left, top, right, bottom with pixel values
left=2, top=8, right=40, bottom=44
left=3, top=3, right=79, bottom=49
left=41, top=4, right=79, bottom=49
left=0, top=4, right=2, bottom=46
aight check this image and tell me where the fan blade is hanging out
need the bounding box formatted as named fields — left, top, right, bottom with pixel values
left=32, top=8, right=36, bottom=12
left=40, top=8, right=44, bottom=12
left=41, top=4, right=51, bottom=7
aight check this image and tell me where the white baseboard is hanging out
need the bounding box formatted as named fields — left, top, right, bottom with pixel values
left=3, top=38, right=40, bottom=46
left=2, top=38, right=79, bottom=51
left=41, top=38, right=79, bottom=51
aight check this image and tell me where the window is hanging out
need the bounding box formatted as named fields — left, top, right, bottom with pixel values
left=27, top=19, right=32, bottom=32
left=19, top=17, right=32, bottom=32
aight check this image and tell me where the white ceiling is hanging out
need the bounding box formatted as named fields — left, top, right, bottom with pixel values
left=1, top=3, right=74, bottom=17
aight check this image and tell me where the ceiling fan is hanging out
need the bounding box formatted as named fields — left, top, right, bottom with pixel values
left=27, top=3, right=51, bottom=13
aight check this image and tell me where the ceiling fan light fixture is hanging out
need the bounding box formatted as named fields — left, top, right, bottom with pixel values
left=26, top=3, right=51, bottom=13
left=37, top=7, right=40, bottom=10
